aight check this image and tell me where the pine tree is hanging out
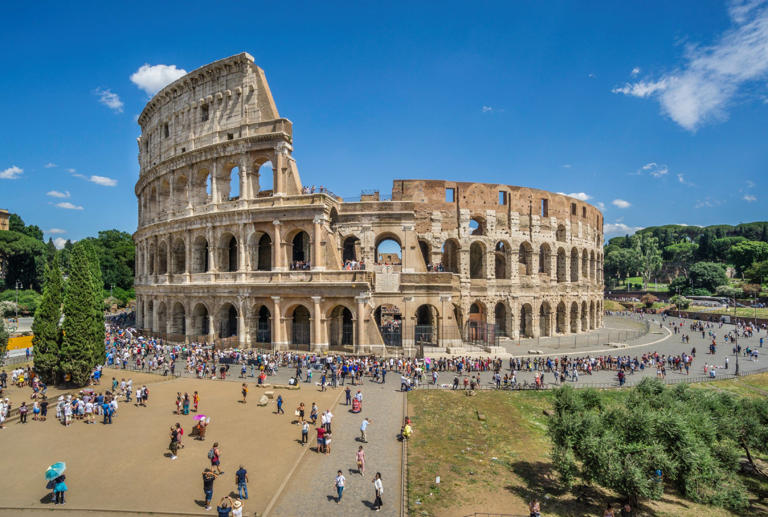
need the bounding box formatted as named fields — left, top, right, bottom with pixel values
left=60, top=243, right=100, bottom=385
left=31, top=255, right=63, bottom=383
left=83, top=242, right=106, bottom=366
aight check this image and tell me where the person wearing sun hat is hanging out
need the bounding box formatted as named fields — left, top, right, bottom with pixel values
left=231, top=498, right=243, bottom=517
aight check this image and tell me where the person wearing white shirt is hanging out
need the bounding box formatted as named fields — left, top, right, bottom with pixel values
left=372, top=472, right=384, bottom=511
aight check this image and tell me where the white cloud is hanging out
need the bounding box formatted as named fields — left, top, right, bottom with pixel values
left=640, top=162, right=669, bottom=177
left=746, top=179, right=756, bottom=188
left=612, top=198, right=631, bottom=208
left=44, top=162, right=57, bottom=168
left=596, top=201, right=606, bottom=211
left=631, top=66, right=641, bottom=76
left=94, top=88, right=124, bottom=113
left=694, top=197, right=724, bottom=208
left=481, top=106, right=493, bottom=112
left=47, top=228, right=66, bottom=235
left=56, top=202, right=83, bottom=210
left=89, top=175, right=118, bottom=187
left=604, top=222, right=643, bottom=237
left=677, top=173, right=695, bottom=186
left=611, top=1, right=768, bottom=130
left=53, top=237, right=68, bottom=249
left=561, top=164, right=572, bottom=168
left=130, top=63, right=187, bottom=96
left=744, top=194, right=758, bottom=202
left=0, top=165, right=23, bottom=179
left=558, top=192, right=592, bottom=201
left=46, top=190, right=70, bottom=198
left=66, top=168, right=76, bottom=173
left=588, top=73, right=596, bottom=78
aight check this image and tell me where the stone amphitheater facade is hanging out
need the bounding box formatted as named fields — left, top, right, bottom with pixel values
left=133, top=53, right=604, bottom=354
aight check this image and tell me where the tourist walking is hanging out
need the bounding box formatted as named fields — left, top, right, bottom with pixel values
left=360, top=417, right=371, bottom=443
left=356, top=445, right=366, bottom=476
left=235, top=465, right=249, bottom=500
left=529, top=498, right=541, bottom=517
left=209, top=442, right=223, bottom=474
left=241, top=383, right=248, bottom=404
left=301, top=420, right=309, bottom=445
left=334, top=470, right=345, bottom=503
left=276, top=394, right=284, bottom=414
left=372, top=472, right=383, bottom=511
left=53, top=475, right=67, bottom=505
left=202, top=468, right=218, bottom=511
left=169, top=424, right=180, bottom=460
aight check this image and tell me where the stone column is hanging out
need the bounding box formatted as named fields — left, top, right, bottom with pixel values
left=207, top=311, right=216, bottom=344
left=311, top=296, right=327, bottom=352
left=312, top=215, right=325, bottom=270
left=152, top=300, right=159, bottom=334
left=402, top=296, right=414, bottom=347
left=186, top=170, right=194, bottom=209
left=239, top=162, right=249, bottom=201
left=185, top=312, right=193, bottom=343
left=210, top=160, right=219, bottom=204
left=207, top=228, right=216, bottom=272
left=136, top=296, right=143, bottom=329
left=271, top=296, right=283, bottom=350
left=237, top=298, right=247, bottom=347
left=355, top=295, right=367, bottom=352
left=272, top=219, right=284, bottom=271
left=185, top=233, right=192, bottom=278
left=273, top=150, right=284, bottom=196
left=238, top=225, right=247, bottom=272
left=401, top=224, right=414, bottom=272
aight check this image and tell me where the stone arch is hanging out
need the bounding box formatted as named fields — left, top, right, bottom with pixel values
left=171, top=238, right=186, bottom=274
left=228, top=165, right=241, bottom=200
left=556, top=224, right=566, bottom=242
left=170, top=302, right=185, bottom=335
left=248, top=232, right=272, bottom=271
left=581, top=301, right=588, bottom=331
left=469, top=216, right=486, bottom=236
left=218, top=232, right=238, bottom=272
left=538, top=243, right=552, bottom=276
left=328, top=305, right=354, bottom=347
left=441, top=239, right=460, bottom=273
left=289, top=304, right=311, bottom=346
left=158, top=179, right=171, bottom=215
left=570, top=302, right=579, bottom=333
left=173, top=173, right=188, bottom=211
left=192, top=236, right=209, bottom=273
left=519, top=303, right=533, bottom=338
left=539, top=301, right=552, bottom=337
left=192, top=167, right=211, bottom=205
left=157, top=240, right=168, bottom=275
left=590, top=250, right=596, bottom=282
left=494, top=302, right=508, bottom=336
left=374, top=304, right=403, bottom=347
left=582, top=249, right=589, bottom=280
left=148, top=241, right=157, bottom=275
left=469, top=241, right=485, bottom=279
left=288, top=230, right=311, bottom=267
left=252, top=304, right=271, bottom=344
left=216, top=302, right=238, bottom=339
left=375, top=233, right=402, bottom=264
left=519, top=242, right=533, bottom=276
left=570, top=248, right=579, bottom=282
left=191, top=302, right=210, bottom=337
left=415, top=304, right=439, bottom=345
left=254, top=160, right=274, bottom=197
left=495, top=241, right=510, bottom=279
left=329, top=208, right=339, bottom=230
left=342, top=235, right=361, bottom=263
left=556, top=301, right=566, bottom=333
left=146, top=300, right=154, bottom=331
left=556, top=247, right=567, bottom=283
left=418, top=239, right=431, bottom=269
left=149, top=186, right=158, bottom=220
left=156, top=301, right=167, bottom=334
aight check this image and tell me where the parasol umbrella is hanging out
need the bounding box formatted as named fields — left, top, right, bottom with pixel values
left=193, top=414, right=208, bottom=421
left=45, top=462, right=66, bottom=481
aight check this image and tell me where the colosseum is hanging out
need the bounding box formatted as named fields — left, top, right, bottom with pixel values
left=133, top=52, right=604, bottom=355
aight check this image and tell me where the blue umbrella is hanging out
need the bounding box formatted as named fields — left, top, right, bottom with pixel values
left=45, top=462, right=66, bottom=481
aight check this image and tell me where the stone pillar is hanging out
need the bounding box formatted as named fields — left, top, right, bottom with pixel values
left=186, top=170, right=194, bottom=209
left=185, top=233, right=192, bottom=277
left=355, top=295, right=367, bottom=351
left=239, top=162, right=250, bottom=201
left=210, top=160, right=219, bottom=204
left=271, top=296, right=283, bottom=349
left=238, top=298, right=247, bottom=347
left=136, top=296, right=143, bottom=329
left=152, top=300, right=159, bottom=334
left=312, top=215, right=325, bottom=270
left=272, top=219, right=284, bottom=271
left=402, top=296, right=414, bottom=348
left=207, top=312, right=216, bottom=344
left=207, top=228, right=216, bottom=272
left=311, top=296, right=327, bottom=352
left=273, top=151, right=284, bottom=196
left=185, top=313, right=193, bottom=343
left=401, top=224, right=414, bottom=272
left=238, top=226, right=247, bottom=272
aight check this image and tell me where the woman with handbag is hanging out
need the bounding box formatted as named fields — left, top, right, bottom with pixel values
left=372, top=472, right=383, bottom=511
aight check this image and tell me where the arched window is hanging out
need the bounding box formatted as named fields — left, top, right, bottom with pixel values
left=469, top=217, right=485, bottom=236
left=539, top=302, right=551, bottom=337
left=218, top=233, right=238, bottom=272
left=494, top=302, right=507, bottom=336
left=229, top=166, right=240, bottom=200
left=192, top=303, right=209, bottom=337
left=158, top=241, right=168, bottom=275
left=570, top=302, right=579, bottom=333
left=519, top=303, right=533, bottom=338
left=519, top=242, right=533, bottom=276
left=174, top=174, right=188, bottom=211
left=441, top=239, right=460, bottom=273
left=171, top=239, right=186, bottom=274
left=556, top=224, right=566, bottom=242
left=192, top=236, right=209, bottom=273
left=495, top=242, right=509, bottom=279
left=582, top=250, right=589, bottom=280
left=570, top=248, right=579, bottom=282
left=556, top=302, right=566, bottom=333
left=255, top=161, right=273, bottom=197
left=291, top=231, right=311, bottom=268
left=556, top=248, right=566, bottom=283
left=375, top=236, right=401, bottom=265
left=538, top=244, right=551, bottom=276
left=470, top=242, right=485, bottom=279
left=343, top=236, right=360, bottom=263
left=257, top=234, right=272, bottom=271
left=418, top=240, right=431, bottom=270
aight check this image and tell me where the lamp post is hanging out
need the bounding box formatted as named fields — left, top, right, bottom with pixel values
left=734, top=335, right=740, bottom=377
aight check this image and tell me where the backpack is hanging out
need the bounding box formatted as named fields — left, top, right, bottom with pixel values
left=208, top=448, right=215, bottom=459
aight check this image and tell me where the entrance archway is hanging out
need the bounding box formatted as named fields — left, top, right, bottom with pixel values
left=495, top=302, right=507, bottom=336
left=328, top=306, right=354, bottom=348
left=415, top=304, right=438, bottom=345
left=520, top=303, right=533, bottom=338
left=556, top=302, right=566, bottom=334
left=570, top=302, right=579, bottom=333
left=192, top=303, right=209, bottom=338
left=252, top=305, right=271, bottom=344
left=375, top=304, right=402, bottom=347
left=290, top=305, right=311, bottom=347
left=217, top=303, right=238, bottom=339
left=539, top=302, right=551, bottom=337
left=441, top=239, right=460, bottom=273
left=470, top=242, right=485, bottom=279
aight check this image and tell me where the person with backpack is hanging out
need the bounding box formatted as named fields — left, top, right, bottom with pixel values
left=202, top=468, right=218, bottom=511
left=208, top=442, right=223, bottom=474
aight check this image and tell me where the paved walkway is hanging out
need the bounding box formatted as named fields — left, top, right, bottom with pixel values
left=268, top=375, right=404, bottom=517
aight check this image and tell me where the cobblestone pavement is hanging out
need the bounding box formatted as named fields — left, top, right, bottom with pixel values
left=268, top=375, right=404, bottom=517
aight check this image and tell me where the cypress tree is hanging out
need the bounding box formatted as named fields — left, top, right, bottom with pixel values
left=0, top=319, right=8, bottom=366
left=60, top=243, right=99, bottom=385
left=31, top=255, right=63, bottom=383
left=83, top=242, right=106, bottom=366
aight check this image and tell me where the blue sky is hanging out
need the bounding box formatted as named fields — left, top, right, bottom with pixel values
left=1, top=0, right=766, bottom=246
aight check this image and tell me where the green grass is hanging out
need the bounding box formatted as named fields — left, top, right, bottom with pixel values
left=689, top=306, right=768, bottom=319
left=616, top=276, right=669, bottom=290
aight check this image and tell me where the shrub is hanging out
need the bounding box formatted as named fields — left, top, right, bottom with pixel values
left=641, top=293, right=658, bottom=307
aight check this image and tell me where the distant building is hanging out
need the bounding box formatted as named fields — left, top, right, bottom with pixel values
left=0, top=209, right=8, bottom=231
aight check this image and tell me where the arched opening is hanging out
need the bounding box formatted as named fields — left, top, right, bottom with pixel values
left=192, top=236, right=209, bottom=273
left=556, top=224, right=566, bottom=242
left=256, top=233, right=272, bottom=271
left=519, top=242, right=533, bottom=276
left=467, top=302, right=487, bottom=342
left=570, top=248, right=579, bottom=282
left=520, top=303, right=533, bottom=338
left=581, top=301, right=588, bottom=331
left=418, top=239, right=431, bottom=270
left=343, top=236, right=361, bottom=264
left=228, top=166, right=240, bottom=200
left=158, top=241, right=168, bottom=275
left=570, top=302, right=579, bottom=333
left=290, top=305, right=311, bottom=346
left=556, top=248, right=566, bottom=283
left=589, top=300, right=596, bottom=330
left=145, top=300, right=153, bottom=331
left=170, top=302, right=185, bottom=336
left=191, top=168, right=211, bottom=206
left=469, top=216, right=485, bottom=236
left=219, top=233, right=238, bottom=272
left=539, top=302, right=551, bottom=337
left=495, top=242, right=509, bottom=279
left=375, top=304, right=402, bottom=347
left=290, top=231, right=310, bottom=269
left=217, top=303, right=238, bottom=339
left=156, top=302, right=167, bottom=334
left=171, top=239, right=186, bottom=275
left=494, top=302, right=507, bottom=336
left=192, top=303, right=209, bottom=337
left=328, top=305, right=354, bottom=348
left=590, top=251, right=596, bottom=282
left=149, top=187, right=157, bottom=220
left=255, top=161, right=273, bottom=197
left=375, top=236, right=401, bottom=265
left=469, top=241, right=485, bottom=279
left=538, top=243, right=551, bottom=276
left=556, top=302, right=566, bottom=334
left=415, top=304, right=438, bottom=346
left=582, top=250, right=589, bottom=280
left=254, top=305, right=271, bottom=344
left=158, top=180, right=170, bottom=216
left=329, top=208, right=339, bottom=230
left=441, top=239, right=460, bottom=273
left=148, top=242, right=156, bottom=275
left=173, top=174, right=187, bottom=211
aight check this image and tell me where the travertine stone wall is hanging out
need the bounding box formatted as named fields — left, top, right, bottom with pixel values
left=134, top=54, right=604, bottom=354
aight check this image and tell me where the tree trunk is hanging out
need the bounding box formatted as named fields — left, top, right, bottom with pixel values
left=742, top=441, right=768, bottom=480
